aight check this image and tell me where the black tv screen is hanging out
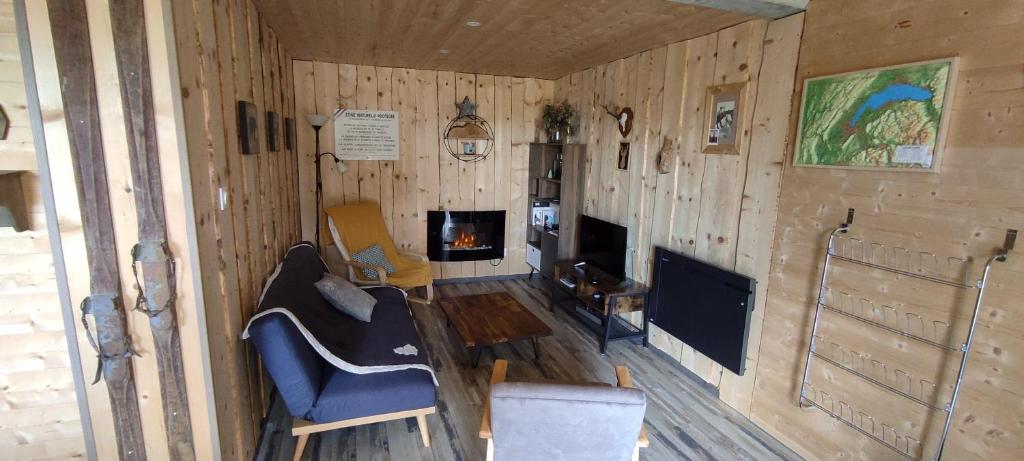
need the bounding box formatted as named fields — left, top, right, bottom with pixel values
left=578, top=215, right=627, bottom=279
left=649, top=246, right=755, bottom=375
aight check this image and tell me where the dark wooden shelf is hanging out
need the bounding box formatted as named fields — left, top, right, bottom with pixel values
left=527, top=142, right=584, bottom=279
left=532, top=224, right=558, bottom=237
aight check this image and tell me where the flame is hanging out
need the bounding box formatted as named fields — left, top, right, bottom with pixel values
left=451, top=231, right=477, bottom=249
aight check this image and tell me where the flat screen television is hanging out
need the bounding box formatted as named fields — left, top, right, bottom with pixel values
left=648, top=246, right=756, bottom=375
left=578, top=214, right=628, bottom=280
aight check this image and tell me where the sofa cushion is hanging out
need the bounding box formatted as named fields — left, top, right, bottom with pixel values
left=315, top=273, right=377, bottom=322
left=247, top=312, right=324, bottom=418
left=247, top=242, right=328, bottom=418
left=309, top=366, right=437, bottom=423
left=258, top=242, right=328, bottom=308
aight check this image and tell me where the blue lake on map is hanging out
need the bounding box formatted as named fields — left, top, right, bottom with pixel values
left=849, top=83, right=934, bottom=128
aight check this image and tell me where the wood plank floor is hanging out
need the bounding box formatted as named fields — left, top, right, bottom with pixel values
left=253, top=278, right=801, bottom=461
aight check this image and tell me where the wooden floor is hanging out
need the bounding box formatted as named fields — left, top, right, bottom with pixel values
left=254, top=278, right=800, bottom=461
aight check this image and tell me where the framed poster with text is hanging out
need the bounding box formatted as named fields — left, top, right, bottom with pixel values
left=334, top=109, right=399, bottom=160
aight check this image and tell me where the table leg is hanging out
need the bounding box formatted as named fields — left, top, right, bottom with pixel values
left=471, top=347, right=483, bottom=368
left=601, top=296, right=614, bottom=355
left=548, top=278, right=557, bottom=312
left=531, top=337, right=540, bottom=360
left=471, top=346, right=496, bottom=368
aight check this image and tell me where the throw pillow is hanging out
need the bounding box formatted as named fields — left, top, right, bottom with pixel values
left=314, top=273, right=377, bottom=322
left=351, top=243, right=396, bottom=280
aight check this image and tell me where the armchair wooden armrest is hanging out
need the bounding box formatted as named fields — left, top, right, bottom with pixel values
left=479, top=360, right=507, bottom=461
left=398, top=250, right=429, bottom=262
left=334, top=259, right=388, bottom=285
left=396, top=250, right=434, bottom=305
left=616, top=366, right=649, bottom=457
left=479, top=359, right=507, bottom=439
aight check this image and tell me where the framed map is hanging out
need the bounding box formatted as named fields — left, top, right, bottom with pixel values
left=793, top=58, right=958, bottom=172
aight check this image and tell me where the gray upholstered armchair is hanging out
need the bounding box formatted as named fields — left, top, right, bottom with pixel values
left=479, top=360, right=649, bottom=461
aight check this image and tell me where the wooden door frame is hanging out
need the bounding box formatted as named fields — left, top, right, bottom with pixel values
left=13, top=1, right=97, bottom=458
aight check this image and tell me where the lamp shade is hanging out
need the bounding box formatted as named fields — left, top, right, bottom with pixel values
left=306, top=113, right=330, bottom=127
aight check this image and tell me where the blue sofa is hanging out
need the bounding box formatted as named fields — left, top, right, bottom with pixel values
left=245, top=243, right=437, bottom=458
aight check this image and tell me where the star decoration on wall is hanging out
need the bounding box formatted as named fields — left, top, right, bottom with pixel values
left=455, top=96, right=477, bottom=118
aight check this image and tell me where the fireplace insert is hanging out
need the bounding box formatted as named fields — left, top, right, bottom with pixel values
left=427, top=210, right=506, bottom=262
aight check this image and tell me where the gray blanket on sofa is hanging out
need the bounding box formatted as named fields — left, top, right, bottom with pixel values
left=241, top=242, right=437, bottom=384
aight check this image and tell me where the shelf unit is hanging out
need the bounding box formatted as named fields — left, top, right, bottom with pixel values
left=526, top=143, right=585, bottom=278
left=798, top=209, right=1016, bottom=461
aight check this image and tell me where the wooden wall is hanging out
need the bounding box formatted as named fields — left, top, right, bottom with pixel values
left=0, top=0, right=35, bottom=175
left=170, top=0, right=301, bottom=459
left=552, top=15, right=804, bottom=415
left=0, top=5, right=80, bottom=439
left=292, top=60, right=553, bottom=278
left=24, top=0, right=221, bottom=459
left=0, top=0, right=43, bottom=230
left=0, top=223, right=83, bottom=460
left=749, top=0, right=1024, bottom=460
left=0, top=8, right=73, bottom=456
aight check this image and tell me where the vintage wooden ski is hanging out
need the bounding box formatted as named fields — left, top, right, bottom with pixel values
left=46, top=1, right=147, bottom=459
left=108, top=1, right=196, bottom=459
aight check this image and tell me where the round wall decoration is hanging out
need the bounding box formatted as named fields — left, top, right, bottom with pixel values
left=443, top=96, right=494, bottom=163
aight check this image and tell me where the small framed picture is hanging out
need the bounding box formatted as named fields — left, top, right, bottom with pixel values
left=266, top=111, right=279, bottom=152
left=617, top=141, right=630, bottom=171
left=237, top=101, right=259, bottom=155
left=461, top=141, right=476, bottom=155
left=703, top=83, right=746, bottom=155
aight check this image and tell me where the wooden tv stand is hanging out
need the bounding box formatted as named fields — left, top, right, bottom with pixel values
left=548, top=261, right=650, bottom=354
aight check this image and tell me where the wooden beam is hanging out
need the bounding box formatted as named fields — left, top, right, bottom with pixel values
left=666, top=0, right=806, bottom=18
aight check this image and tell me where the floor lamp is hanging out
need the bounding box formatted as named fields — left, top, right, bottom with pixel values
left=307, top=113, right=347, bottom=254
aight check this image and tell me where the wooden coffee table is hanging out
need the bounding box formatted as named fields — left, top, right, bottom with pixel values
left=438, top=291, right=553, bottom=367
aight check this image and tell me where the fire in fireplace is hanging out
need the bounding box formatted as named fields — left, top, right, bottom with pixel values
left=427, top=210, right=505, bottom=262
left=449, top=230, right=481, bottom=250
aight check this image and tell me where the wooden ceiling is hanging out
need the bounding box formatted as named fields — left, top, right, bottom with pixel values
left=252, top=0, right=761, bottom=79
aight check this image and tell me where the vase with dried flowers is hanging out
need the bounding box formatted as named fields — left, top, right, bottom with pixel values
left=542, top=100, right=575, bottom=143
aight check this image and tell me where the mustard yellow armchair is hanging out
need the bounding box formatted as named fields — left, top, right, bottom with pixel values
left=324, top=202, right=434, bottom=304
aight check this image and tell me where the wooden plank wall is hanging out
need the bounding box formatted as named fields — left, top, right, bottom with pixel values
left=23, top=0, right=221, bottom=459
left=0, top=222, right=84, bottom=461
left=292, top=60, right=553, bottom=279
left=749, top=0, right=1024, bottom=460
left=0, top=0, right=36, bottom=175
left=0, top=6, right=81, bottom=448
left=170, top=0, right=300, bottom=459
left=0, top=0, right=43, bottom=230
left=552, top=15, right=804, bottom=416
